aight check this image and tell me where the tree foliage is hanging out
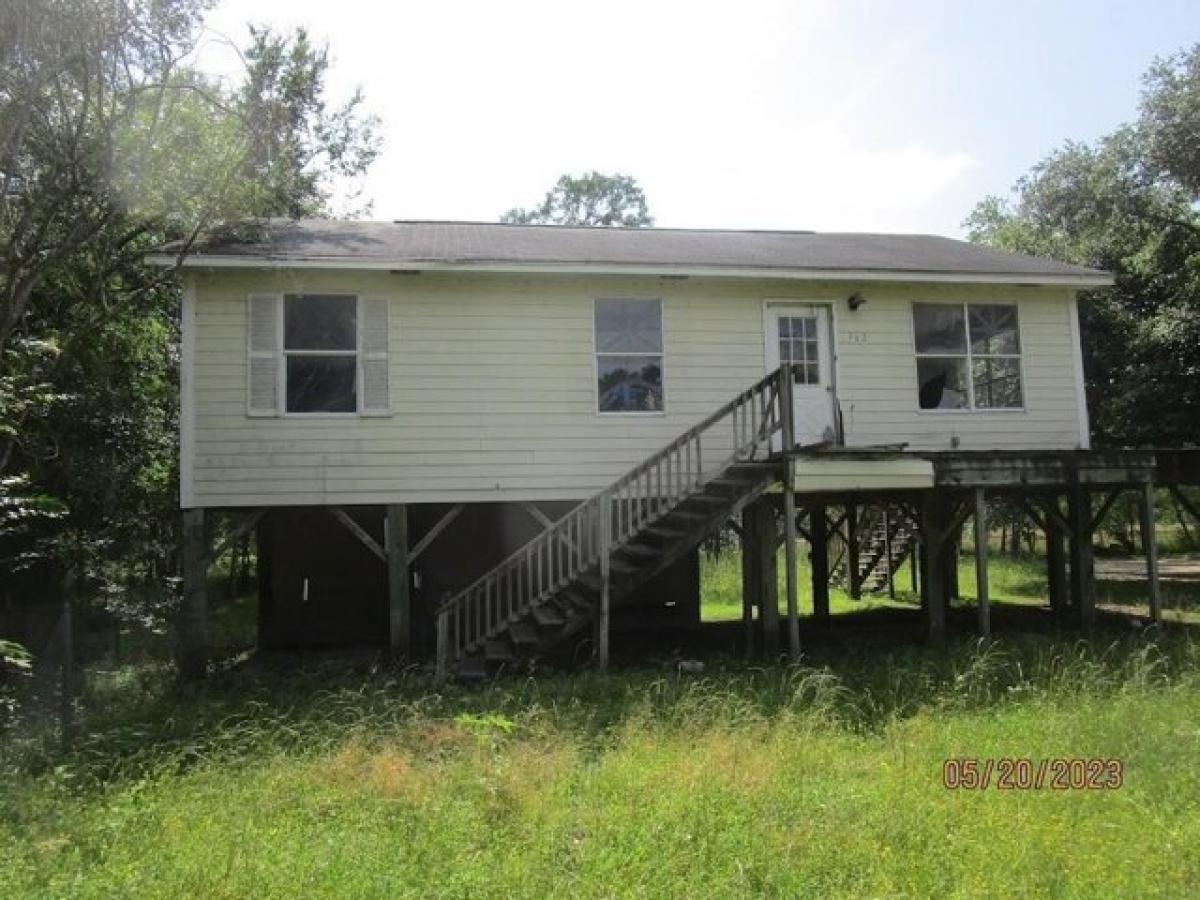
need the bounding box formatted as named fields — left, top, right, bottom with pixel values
left=966, top=45, right=1200, bottom=448
left=237, top=26, right=379, bottom=218
left=0, top=1, right=380, bottom=631
left=502, top=171, right=653, bottom=227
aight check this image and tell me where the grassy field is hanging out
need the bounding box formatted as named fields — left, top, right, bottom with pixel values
left=700, top=549, right=1200, bottom=623
left=3, top=641, right=1200, bottom=894
left=3, top=554, right=1200, bottom=897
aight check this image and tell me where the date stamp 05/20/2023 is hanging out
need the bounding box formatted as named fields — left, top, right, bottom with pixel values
left=942, top=758, right=1125, bottom=791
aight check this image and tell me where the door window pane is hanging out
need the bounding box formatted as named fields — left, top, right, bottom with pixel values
left=778, top=315, right=820, bottom=384
left=917, top=357, right=969, bottom=410
left=286, top=356, right=357, bottom=413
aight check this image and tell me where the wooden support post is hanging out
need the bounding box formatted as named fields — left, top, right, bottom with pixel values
left=920, top=492, right=947, bottom=645
left=783, top=474, right=801, bottom=660
left=597, top=494, right=612, bottom=669
left=740, top=507, right=757, bottom=657
left=947, top=533, right=961, bottom=603
left=846, top=503, right=861, bottom=601
left=385, top=505, right=411, bottom=655
left=179, top=508, right=208, bottom=678
left=755, top=501, right=780, bottom=655
left=911, top=536, right=921, bottom=596
left=1045, top=501, right=1068, bottom=613
left=1068, top=482, right=1095, bottom=629
left=973, top=488, right=990, bottom=638
left=809, top=502, right=830, bottom=622
left=1139, top=482, right=1163, bottom=624
left=435, top=607, right=450, bottom=680
left=59, top=591, right=76, bottom=748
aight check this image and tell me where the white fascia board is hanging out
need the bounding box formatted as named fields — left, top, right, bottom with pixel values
left=144, top=254, right=1115, bottom=288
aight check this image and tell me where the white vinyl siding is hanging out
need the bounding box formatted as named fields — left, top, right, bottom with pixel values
left=187, top=272, right=1088, bottom=507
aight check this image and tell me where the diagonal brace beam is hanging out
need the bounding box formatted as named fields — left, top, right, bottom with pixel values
left=329, top=508, right=385, bottom=563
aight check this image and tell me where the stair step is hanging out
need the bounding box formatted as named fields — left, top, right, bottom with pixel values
left=484, top=639, right=515, bottom=662
left=619, top=542, right=662, bottom=561
left=532, top=605, right=566, bottom=628
left=611, top=558, right=641, bottom=576
left=644, top=524, right=687, bottom=541
left=509, top=623, right=539, bottom=646
left=457, top=657, right=488, bottom=681
left=669, top=509, right=712, bottom=523
left=557, top=590, right=593, bottom=616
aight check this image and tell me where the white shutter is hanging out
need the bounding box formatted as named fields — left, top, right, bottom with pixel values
left=247, top=293, right=281, bottom=416
left=359, top=296, right=391, bottom=416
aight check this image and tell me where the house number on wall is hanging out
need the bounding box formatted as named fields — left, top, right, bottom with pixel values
left=843, top=331, right=869, bottom=344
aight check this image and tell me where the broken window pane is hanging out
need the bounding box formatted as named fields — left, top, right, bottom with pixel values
left=917, top=357, right=969, bottom=410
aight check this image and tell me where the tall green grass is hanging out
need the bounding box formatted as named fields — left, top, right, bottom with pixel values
left=3, top=633, right=1200, bottom=897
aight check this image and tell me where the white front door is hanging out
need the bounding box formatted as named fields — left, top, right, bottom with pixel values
left=764, top=304, right=836, bottom=447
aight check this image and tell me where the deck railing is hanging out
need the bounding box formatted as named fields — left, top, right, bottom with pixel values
left=435, top=365, right=797, bottom=674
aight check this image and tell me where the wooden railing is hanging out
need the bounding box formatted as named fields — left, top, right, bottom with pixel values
left=435, top=365, right=795, bottom=674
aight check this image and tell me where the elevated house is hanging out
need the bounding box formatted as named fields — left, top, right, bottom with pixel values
left=149, top=220, right=1199, bottom=677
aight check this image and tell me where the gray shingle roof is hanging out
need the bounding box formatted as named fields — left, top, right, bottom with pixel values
left=165, top=219, right=1109, bottom=283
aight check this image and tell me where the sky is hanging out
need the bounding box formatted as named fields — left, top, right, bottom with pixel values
left=196, top=0, right=1200, bottom=236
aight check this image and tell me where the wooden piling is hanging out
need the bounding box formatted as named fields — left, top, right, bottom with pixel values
left=973, top=488, right=990, bottom=638
left=810, top=502, right=830, bottom=622
left=1139, top=482, right=1163, bottom=624
left=180, top=508, right=208, bottom=678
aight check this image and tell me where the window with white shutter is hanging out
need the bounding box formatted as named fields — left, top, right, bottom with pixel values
left=247, top=293, right=281, bottom=416
left=359, top=295, right=391, bottom=415
left=246, top=292, right=392, bottom=417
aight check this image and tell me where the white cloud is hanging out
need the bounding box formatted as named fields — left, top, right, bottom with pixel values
left=198, top=0, right=979, bottom=233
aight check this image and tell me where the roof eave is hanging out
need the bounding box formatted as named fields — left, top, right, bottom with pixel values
left=143, top=253, right=1114, bottom=288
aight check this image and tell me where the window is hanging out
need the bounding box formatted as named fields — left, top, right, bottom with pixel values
left=595, top=299, right=664, bottom=413
left=778, top=314, right=821, bottom=384
left=913, top=303, right=1022, bottom=411
left=283, top=294, right=357, bottom=413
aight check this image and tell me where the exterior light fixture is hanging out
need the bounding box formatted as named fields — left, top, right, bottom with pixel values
left=848, top=291, right=866, bottom=311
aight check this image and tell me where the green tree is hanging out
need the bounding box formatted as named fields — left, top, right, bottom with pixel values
left=0, top=3, right=381, bottom=638
left=966, top=46, right=1200, bottom=448
left=502, top=171, right=653, bottom=227
left=237, top=26, right=380, bottom=219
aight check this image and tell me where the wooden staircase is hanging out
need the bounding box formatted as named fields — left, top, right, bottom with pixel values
left=435, top=367, right=795, bottom=678
left=833, top=505, right=918, bottom=597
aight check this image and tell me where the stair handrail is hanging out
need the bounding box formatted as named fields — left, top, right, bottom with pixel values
left=435, top=365, right=794, bottom=671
